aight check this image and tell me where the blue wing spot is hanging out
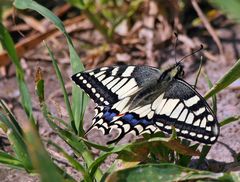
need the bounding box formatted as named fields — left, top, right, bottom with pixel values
left=121, top=113, right=153, bottom=126
left=129, top=119, right=139, bottom=125
left=122, top=114, right=142, bottom=125
left=122, top=114, right=134, bottom=121
left=103, top=110, right=117, bottom=122
left=139, top=119, right=152, bottom=126
left=101, top=108, right=154, bottom=127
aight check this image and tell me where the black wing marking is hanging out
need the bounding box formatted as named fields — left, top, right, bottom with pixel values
left=71, top=65, right=161, bottom=106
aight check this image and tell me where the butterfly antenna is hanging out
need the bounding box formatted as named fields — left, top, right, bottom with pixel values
left=174, top=32, right=178, bottom=64
left=178, top=44, right=204, bottom=63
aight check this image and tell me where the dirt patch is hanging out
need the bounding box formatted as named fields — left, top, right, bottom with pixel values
left=0, top=165, right=39, bottom=182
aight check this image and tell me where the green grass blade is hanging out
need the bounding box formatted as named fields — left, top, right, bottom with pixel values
left=0, top=100, right=23, bottom=135
left=35, top=73, right=103, bottom=181
left=45, top=43, right=74, bottom=130
left=88, top=138, right=174, bottom=176
left=89, top=134, right=199, bottom=177
left=89, top=145, right=128, bottom=177
left=103, top=163, right=236, bottom=182
left=49, top=115, right=71, bottom=129
left=0, top=150, right=24, bottom=169
left=203, top=71, right=217, bottom=114
left=220, top=116, right=240, bottom=127
left=196, top=145, right=211, bottom=168
left=194, top=57, right=203, bottom=89
left=35, top=68, right=45, bottom=103
left=177, top=144, right=199, bottom=167
left=205, top=58, right=240, bottom=99
left=42, top=108, right=103, bottom=181
left=198, top=71, right=217, bottom=167
left=0, top=22, right=36, bottom=125
left=7, top=127, right=33, bottom=170
left=48, top=141, right=92, bottom=182
left=211, top=0, right=240, bottom=23
left=24, top=123, right=65, bottom=182
left=67, top=0, right=88, bottom=9
left=79, top=137, right=112, bottom=152
left=14, top=0, right=88, bottom=136
left=0, top=112, right=33, bottom=170
left=0, top=100, right=23, bottom=136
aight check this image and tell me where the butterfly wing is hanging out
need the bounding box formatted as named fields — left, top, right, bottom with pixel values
left=86, top=105, right=112, bottom=135
left=71, top=65, right=162, bottom=106
left=72, top=65, right=162, bottom=136
left=107, top=78, right=219, bottom=144
left=154, top=79, right=219, bottom=144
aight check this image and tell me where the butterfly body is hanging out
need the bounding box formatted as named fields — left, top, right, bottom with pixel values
left=72, top=64, right=219, bottom=144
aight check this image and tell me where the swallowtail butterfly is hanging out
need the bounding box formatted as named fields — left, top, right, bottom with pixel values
left=72, top=63, right=219, bottom=144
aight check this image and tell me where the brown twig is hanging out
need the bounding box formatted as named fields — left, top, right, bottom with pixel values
left=0, top=15, right=86, bottom=67
left=18, top=14, right=45, bottom=33
left=191, top=0, right=224, bottom=59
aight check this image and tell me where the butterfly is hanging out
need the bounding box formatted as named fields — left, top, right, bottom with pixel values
left=71, top=63, right=220, bottom=145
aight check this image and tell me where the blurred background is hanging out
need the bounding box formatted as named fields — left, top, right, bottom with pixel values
left=0, top=0, right=240, bottom=181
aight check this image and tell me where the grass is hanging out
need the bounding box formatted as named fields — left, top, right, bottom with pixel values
left=0, top=0, right=240, bottom=181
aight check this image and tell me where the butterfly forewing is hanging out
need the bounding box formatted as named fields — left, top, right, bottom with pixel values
left=72, top=65, right=219, bottom=145
left=72, top=67, right=119, bottom=106
left=71, top=65, right=161, bottom=106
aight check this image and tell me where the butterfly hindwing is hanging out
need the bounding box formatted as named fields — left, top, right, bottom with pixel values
left=150, top=79, right=219, bottom=144
left=86, top=105, right=113, bottom=135
left=103, top=79, right=219, bottom=144
left=87, top=105, right=158, bottom=144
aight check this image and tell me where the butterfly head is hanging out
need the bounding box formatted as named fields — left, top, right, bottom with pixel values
left=173, top=62, right=184, bottom=78
left=160, top=62, right=184, bottom=82
left=167, top=44, right=203, bottom=79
